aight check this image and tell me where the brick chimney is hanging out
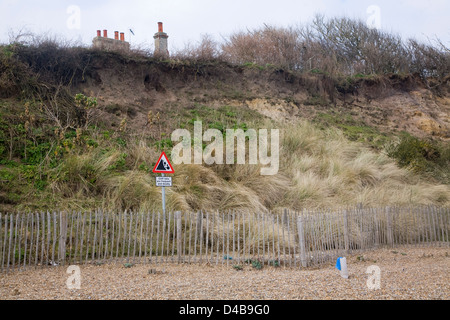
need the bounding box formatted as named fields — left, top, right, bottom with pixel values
left=154, top=22, right=169, bottom=57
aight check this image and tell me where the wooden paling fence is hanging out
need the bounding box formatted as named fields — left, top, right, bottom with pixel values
left=0, top=206, right=448, bottom=273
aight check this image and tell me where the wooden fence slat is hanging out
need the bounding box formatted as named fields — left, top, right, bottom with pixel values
left=133, top=211, right=139, bottom=264
left=166, top=211, right=172, bottom=263
left=17, top=214, right=24, bottom=270
left=149, top=211, right=155, bottom=264
left=226, top=211, right=230, bottom=267
left=276, top=214, right=281, bottom=265
left=73, top=212, right=80, bottom=264
left=103, top=211, right=109, bottom=262
left=251, top=212, right=255, bottom=261
left=176, top=212, right=182, bottom=263
left=10, top=213, right=16, bottom=271
left=60, top=211, right=67, bottom=265
left=155, top=211, right=161, bottom=264
left=186, top=212, right=191, bottom=264
left=68, top=212, right=74, bottom=265
left=312, top=212, right=319, bottom=265
left=100, top=210, right=105, bottom=261
left=93, top=210, right=99, bottom=262
left=52, top=212, right=57, bottom=264
left=314, top=211, right=321, bottom=265
left=85, top=211, right=92, bottom=264
left=200, top=211, right=204, bottom=264
left=297, top=214, right=307, bottom=268
left=286, top=210, right=292, bottom=268
left=79, top=212, right=85, bottom=264
left=171, top=212, right=176, bottom=262
left=35, top=212, right=40, bottom=268
left=193, top=211, right=198, bottom=263
left=205, top=211, right=210, bottom=264
left=222, top=212, right=226, bottom=266
left=291, top=212, right=297, bottom=268
left=281, top=211, right=286, bottom=268
left=194, top=211, right=201, bottom=263
left=0, top=213, right=4, bottom=272
left=115, top=211, right=121, bottom=262
left=121, top=210, right=127, bottom=262
left=12, top=213, right=19, bottom=271
left=242, top=212, right=246, bottom=265
left=445, top=208, right=449, bottom=248
left=127, top=210, right=133, bottom=263
left=210, top=212, right=215, bottom=264
left=161, top=211, right=166, bottom=263
left=0, top=213, right=3, bottom=272
left=138, top=211, right=143, bottom=263
left=28, top=213, right=34, bottom=268
left=7, top=213, right=13, bottom=273
left=215, top=212, right=220, bottom=265
left=144, top=211, right=150, bottom=264
left=271, top=213, right=276, bottom=264
left=256, top=212, right=260, bottom=262
left=46, top=212, right=51, bottom=266
left=432, top=206, right=438, bottom=245
left=442, top=207, right=446, bottom=246
left=0, top=213, right=2, bottom=272
left=109, top=211, right=115, bottom=262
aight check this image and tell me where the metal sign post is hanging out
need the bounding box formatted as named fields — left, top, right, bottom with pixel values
left=152, top=151, right=175, bottom=215
left=161, top=173, right=166, bottom=215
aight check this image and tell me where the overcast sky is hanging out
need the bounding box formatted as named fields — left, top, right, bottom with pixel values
left=1, top=0, right=449, bottom=51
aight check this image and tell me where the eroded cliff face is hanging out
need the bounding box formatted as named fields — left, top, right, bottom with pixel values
left=72, top=53, right=449, bottom=140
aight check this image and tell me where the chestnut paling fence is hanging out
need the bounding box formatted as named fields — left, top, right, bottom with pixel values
left=0, top=206, right=448, bottom=273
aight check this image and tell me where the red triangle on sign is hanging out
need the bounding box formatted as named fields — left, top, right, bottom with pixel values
left=152, top=151, right=175, bottom=174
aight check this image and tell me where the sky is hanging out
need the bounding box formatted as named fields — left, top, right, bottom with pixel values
left=0, top=0, right=449, bottom=51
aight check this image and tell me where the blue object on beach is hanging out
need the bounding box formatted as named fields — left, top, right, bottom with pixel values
left=336, top=257, right=342, bottom=271
left=223, top=255, right=233, bottom=260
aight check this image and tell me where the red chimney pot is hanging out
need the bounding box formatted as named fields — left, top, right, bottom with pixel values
left=103, top=30, right=108, bottom=38
left=97, top=30, right=101, bottom=37
left=158, top=22, right=163, bottom=33
left=120, top=32, right=125, bottom=41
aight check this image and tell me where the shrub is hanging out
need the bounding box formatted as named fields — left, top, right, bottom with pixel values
left=386, top=134, right=440, bottom=172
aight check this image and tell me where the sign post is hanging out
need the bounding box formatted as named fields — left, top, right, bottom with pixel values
left=152, top=151, right=175, bottom=215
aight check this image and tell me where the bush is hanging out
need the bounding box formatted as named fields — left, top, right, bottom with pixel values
left=386, top=134, right=448, bottom=180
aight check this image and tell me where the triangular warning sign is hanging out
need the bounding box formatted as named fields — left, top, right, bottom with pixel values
left=152, top=151, right=175, bottom=174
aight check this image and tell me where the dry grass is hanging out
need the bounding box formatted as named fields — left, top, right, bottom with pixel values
left=280, top=121, right=450, bottom=210
left=42, top=119, right=449, bottom=213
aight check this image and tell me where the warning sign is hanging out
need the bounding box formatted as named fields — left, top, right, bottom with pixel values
left=156, top=176, right=172, bottom=187
left=152, top=151, right=175, bottom=174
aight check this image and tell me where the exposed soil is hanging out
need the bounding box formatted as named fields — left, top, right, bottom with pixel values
left=74, top=54, right=449, bottom=140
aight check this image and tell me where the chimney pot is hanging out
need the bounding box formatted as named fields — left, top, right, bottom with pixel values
left=158, top=22, right=163, bottom=33
left=120, top=32, right=125, bottom=41
left=114, top=31, right=119, bottom=40
left=97, top=30, right=101, bottom=37
left=103, top=30, right=108, bottom=38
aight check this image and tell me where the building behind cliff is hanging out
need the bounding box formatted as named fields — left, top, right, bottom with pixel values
left=92, top=30, right=130, bottom=52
